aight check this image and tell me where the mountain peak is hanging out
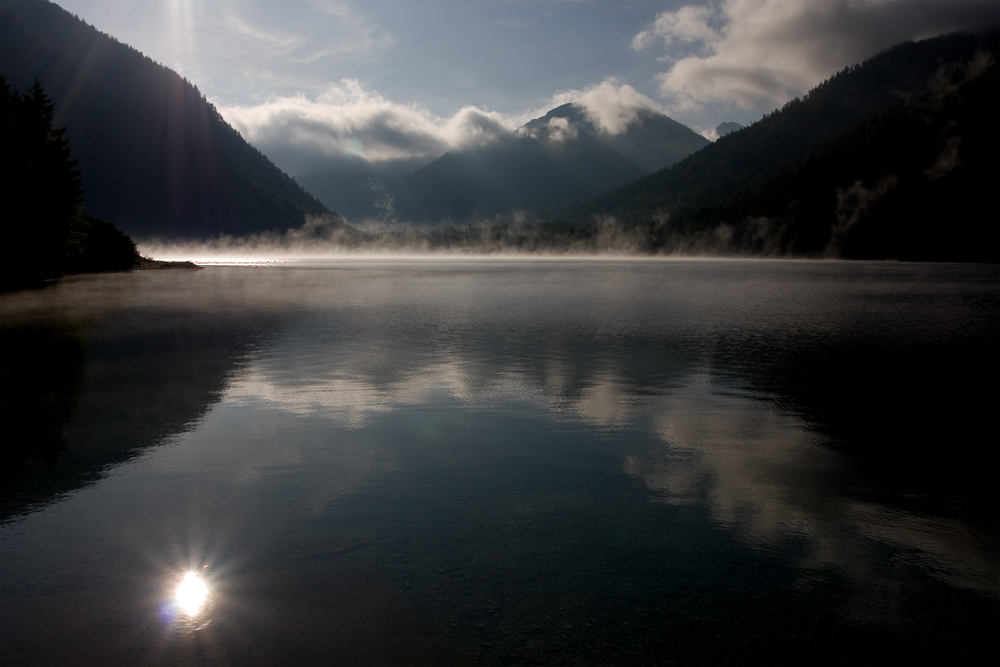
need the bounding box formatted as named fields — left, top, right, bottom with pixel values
left=716, top=122, right=744, bottom=137
left=519, top=103, right=595, bottom=141
left=516, top=102, right=709, bottom=173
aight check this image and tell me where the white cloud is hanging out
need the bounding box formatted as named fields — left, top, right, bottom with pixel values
left=214, top=0, right=386, bottom=62
left=625, top=375, right=998, bottom=597
left=632, top=5, right=716, bottom=50
left=220, top=13, right=303, bottom=53
left=219, top=77, right=678, bottom=174
left=544, top=116, right=580, bottom=142
left=218, top=79, right=515, bottom=175
left=546, top=79, right=669, bottom=134
left=60, top=0, right=395, bottom=108
left=634, top=0, right=1000, bottom=113
left=293, top=0, right=391, bottom=61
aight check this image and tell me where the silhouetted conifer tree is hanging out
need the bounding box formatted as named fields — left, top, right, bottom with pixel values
left=1, top=76, right=137, bottom=289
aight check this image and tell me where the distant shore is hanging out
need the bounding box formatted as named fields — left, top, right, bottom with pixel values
left=134, top=256, right=201, bottom=271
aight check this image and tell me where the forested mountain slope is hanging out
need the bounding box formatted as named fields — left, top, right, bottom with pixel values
left=0, top=0, right=328, bottom=238
left=300, top=103, right=708, bottom=224
left=386, top=119, right=646, bottom=223
left=680, top=40, right=1000, bottom=261
left=551, top=32, right=998, bottom=262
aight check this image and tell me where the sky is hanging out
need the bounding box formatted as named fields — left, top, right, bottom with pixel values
left=57, top=0, right=1000, bottom=176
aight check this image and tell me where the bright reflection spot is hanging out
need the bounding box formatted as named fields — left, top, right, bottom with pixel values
left=176, top=571, right=209, bottom=616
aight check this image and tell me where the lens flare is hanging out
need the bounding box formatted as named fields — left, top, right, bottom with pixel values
left=176, top=571, right=209, bottom=616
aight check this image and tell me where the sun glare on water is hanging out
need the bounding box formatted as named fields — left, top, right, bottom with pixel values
left=176, top=571, right=209, bottom=616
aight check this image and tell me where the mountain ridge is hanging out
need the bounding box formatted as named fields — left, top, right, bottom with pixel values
left=544, top=31, right=999, bottom=261
left=0, top=0, right=329, bottom=239
left=299, top=102, right=709, bottom=224
left=550, top=31, right=995, bottom=225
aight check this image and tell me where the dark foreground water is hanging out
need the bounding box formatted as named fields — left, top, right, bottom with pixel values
left=0, top=259, right=997, bottom=666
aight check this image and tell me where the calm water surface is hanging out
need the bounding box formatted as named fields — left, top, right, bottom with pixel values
left=1, top=259, right=997, bottom=665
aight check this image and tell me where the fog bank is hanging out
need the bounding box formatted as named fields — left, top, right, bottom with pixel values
left=137, top=213, right=807, bottom=263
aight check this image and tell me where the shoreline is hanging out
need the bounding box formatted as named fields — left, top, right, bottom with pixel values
left=134, top=256, right=202, bottom=271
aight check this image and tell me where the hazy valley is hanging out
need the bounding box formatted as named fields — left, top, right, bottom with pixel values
left=2, top=0, right=997, bottom=267
left=1, top=3, right=998, bottom=665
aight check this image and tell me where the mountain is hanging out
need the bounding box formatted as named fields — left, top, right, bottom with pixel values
left=0, top=0, right=329, bottom=239
left=299, top=103, right=709, bottom=224
left=715, top=122, right=743, bottom=137
left=519, top=103, right=709, bottom=173
left=700, top=40, right=999, bottom=261
left=550, top=31, right=999, bottom=261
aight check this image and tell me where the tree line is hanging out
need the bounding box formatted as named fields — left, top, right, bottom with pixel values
left=1, top=75, right=138, bottom=290
left=548, top=32, right=998, bottom=261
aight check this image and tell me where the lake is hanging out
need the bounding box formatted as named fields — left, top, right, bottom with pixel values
left=0, top=258, right=997, bottom=665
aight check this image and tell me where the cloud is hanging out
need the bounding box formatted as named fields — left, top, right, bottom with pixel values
left=634, top=0, right=1000, bottom=113
left=218, top=79, right=515, bottom=175
left=543, top=116, right=580, bottom=142
left=546, top=79, right=669, bottom=134
left=220, top=13, right=303, bottom=54
left=216, top=1, right=387, bottom=62
left=102, top=0, right=394, bottom=108
left=625, top=375, right=998, bottom=598
left=632, top=5, right=716, bottom=50
left=219, top=77, right=675, bottom=175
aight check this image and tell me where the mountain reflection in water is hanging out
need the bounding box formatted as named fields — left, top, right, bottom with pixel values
left=0, top=259, right=997, bottom=665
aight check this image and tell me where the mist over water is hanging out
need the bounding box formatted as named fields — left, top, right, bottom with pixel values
left=1, top=259, right=997, bottom=665
left=135, top=213, right=774, bottom=261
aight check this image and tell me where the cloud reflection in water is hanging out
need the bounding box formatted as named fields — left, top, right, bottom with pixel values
left=4, top=262, right=992, bottom=655
left=624, top=375, right=998, bottom=602
left=226, top=322, right=997, bottom=614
